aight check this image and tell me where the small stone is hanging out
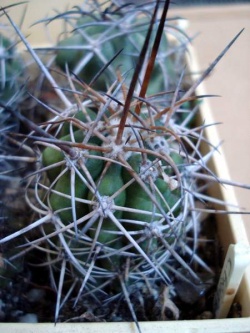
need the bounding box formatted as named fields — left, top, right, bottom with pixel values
left=0, top=299, right=5, bottom=320
left=196, top=311, right=213, bottom=320
left=18, top=313, right=38, bottom=323
left=0, top=310, right=5, bottom=321
left=11, top=310, right=23, bottom=318
left=12, top=296, right=19, bottom=303
left=26, top=288, right=45, bottom=303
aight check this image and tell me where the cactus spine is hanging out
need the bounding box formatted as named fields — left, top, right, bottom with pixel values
left=0, top=0, right=247, bottom=325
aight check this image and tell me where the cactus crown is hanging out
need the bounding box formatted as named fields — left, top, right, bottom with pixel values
left=0, top=0, right=246, bottom=326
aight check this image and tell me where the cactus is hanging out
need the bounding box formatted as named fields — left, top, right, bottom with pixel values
left=0, top=0, right=248, bottom=326
left=54, top=3, right=176, bottom=95
left=0, top=32, right=24, bottom=172
left=0, top=11, right=35, bottom=296
left=0, top=7, right=29, bottom=180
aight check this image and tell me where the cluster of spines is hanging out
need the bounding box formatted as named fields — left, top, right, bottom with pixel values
left=0, top=0, right=246, bottom=325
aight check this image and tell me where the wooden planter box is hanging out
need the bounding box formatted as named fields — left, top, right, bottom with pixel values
left=1, top=1, right=250, bottom=332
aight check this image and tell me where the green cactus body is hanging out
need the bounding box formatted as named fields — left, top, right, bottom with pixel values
left=124, top=181, right=156, bottom=224
left=170, top=151, right=184, bottom=168
left=88, top=163, right=126, bottom=243
left=155, top=178, right=181, bottom=215
left=49, top=171, right=89, bottom=223
left=0, top=34, right=24, bottom=99
left=59, top=107, right=97, bottom=137
left=42, top=146, right=64, bottom=182
left=42, top=125, right=102, bottom=182
left=43, top=124, right=104, bottom=223
left=56, top=34, right=85, bottom=70
left=55, top=8, right=173, bottom=93
left=56, top=15, right=116, bottom=90
left=46, top=147, right=103, bottom=219
left=124, top=178, right=180, bottom=220
left=122, top=153, right=141, bottom=183
left=86, top=163, right=126, bottom=270
left=122, top=155, right=157, bottom=222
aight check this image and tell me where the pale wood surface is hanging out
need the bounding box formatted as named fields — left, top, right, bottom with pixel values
left=1, top=317, right=250, bottom=333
